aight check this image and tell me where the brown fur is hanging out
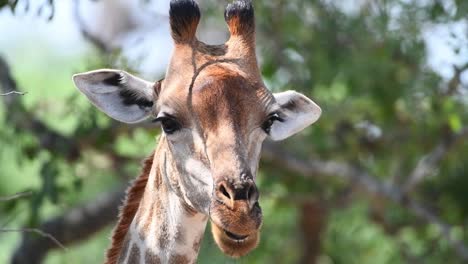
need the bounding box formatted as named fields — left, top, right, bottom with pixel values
left=193, top=73, right=270, bottom=132
left=105, top=152, right=154, bottom=264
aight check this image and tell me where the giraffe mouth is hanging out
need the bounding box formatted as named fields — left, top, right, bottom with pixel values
left=223, top=229, right=249, bottom=242
left=209, top=197, right=262, bottom=258
left=210, top=221, right=260, bottom=258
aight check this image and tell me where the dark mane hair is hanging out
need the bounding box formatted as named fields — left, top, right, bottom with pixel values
left=104, top=153, right=154, bottom=264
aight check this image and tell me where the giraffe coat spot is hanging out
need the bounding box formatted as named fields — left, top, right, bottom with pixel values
left=127, top=244, right=140, bottom=264
left=168, top=254, right=190, bottom=264
left=145, top=250, right=161, bottom=264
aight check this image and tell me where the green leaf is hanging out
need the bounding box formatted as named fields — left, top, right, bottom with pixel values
left=448, top=114, right=462, bottom=133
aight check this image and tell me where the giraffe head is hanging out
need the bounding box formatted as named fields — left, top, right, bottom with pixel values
left=73, top=0, right=321, bottom=258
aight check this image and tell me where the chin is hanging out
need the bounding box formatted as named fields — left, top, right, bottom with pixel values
left=211, top=221, right=260, bottom=258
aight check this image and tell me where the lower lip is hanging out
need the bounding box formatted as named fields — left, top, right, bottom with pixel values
left=223, top=229, right=249, bottom=242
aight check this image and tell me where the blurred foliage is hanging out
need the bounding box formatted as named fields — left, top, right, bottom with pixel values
left=1, top=0, right=468, bottom=263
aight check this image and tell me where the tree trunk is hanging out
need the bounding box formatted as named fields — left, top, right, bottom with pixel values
left=299, top=200, right=326, bottom=264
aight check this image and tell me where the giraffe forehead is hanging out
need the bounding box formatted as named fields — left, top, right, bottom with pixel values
left=158, top=71, right=274, bottom=132
left=193, top=74, right=273, bottom=130
left=164, top=38, right=261, bottom=90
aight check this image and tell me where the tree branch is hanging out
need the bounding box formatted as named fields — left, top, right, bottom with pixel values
left=1, top=228, right=67, bottom=251
left=72, top=0, right=111, bottom=53
left=0, top=91, right=27, bottom=96
left=11, top=186, right=126, bottom=264
left=405, top=127, right=468, bottom=193
left=445, top=62, right=468, bottom=95
left=0, top=191, right=33, bottom=202
left=262, top=141, right=468, bottom=261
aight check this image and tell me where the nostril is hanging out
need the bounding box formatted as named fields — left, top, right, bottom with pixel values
left=234, top=181, right=254, bottom=200
left=235, top=187, right=248, bottom=200
left=219, top=184, right=231, bottom=200
left=216, top=179, right=258, bottom=205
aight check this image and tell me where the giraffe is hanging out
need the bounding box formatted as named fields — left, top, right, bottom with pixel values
left=72, top=0, right=321, bottom=263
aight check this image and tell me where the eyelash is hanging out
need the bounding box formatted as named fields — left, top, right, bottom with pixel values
left=153, top=116, right=182, bottom=134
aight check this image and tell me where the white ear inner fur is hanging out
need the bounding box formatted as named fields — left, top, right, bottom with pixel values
left=270, top=90, right=321, bottom=141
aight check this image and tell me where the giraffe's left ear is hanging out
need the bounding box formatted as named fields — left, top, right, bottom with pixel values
left=269, top=90, right=322, bottom=141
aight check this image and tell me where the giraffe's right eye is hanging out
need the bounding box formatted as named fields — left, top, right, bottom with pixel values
left=154, top=116, right=181, bottom=134
left=261, top=112, right=283, bottom=134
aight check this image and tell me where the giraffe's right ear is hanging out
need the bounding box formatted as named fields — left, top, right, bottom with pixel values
left=73, top=69, right=159, bottom=124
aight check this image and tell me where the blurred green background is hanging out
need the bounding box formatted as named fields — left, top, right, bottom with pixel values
left=1, top=0, right=468, bottom=263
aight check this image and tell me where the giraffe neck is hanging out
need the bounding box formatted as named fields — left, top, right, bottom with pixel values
left=118, top=138, right=209, bottom=264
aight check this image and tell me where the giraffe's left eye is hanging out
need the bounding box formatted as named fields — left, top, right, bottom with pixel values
left=153, top=115, right=181, bottom=134
left=262, top=113, right=282, bottom=134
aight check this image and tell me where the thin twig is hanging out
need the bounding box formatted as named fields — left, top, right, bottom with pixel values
left=405, top=127, right=468, bottom=193
left=0, top=228, right=67, bottom=251
left=0, top=191, right=33, bottom=202
left=0, top=91, right=27, bottom=96
left=445, top=62, right=468, bottom=95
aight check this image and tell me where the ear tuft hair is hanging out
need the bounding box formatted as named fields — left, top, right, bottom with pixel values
left=169, top=0, right=201, bottom=43
left=100, top=72, right=153, bottom=108
left=224, top=0, right=254, bottom=37
left=102, top=72, right=125, bottom=86
left=118, top=88, right=154, bottom=108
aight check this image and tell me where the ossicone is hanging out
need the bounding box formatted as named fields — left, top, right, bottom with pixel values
left=169, top=0, right=201, bottom=43
left=224, top=0, right=255, bottom=39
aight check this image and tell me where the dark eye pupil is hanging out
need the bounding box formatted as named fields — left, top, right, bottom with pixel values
left=161, top=119, right=180, bottom=134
